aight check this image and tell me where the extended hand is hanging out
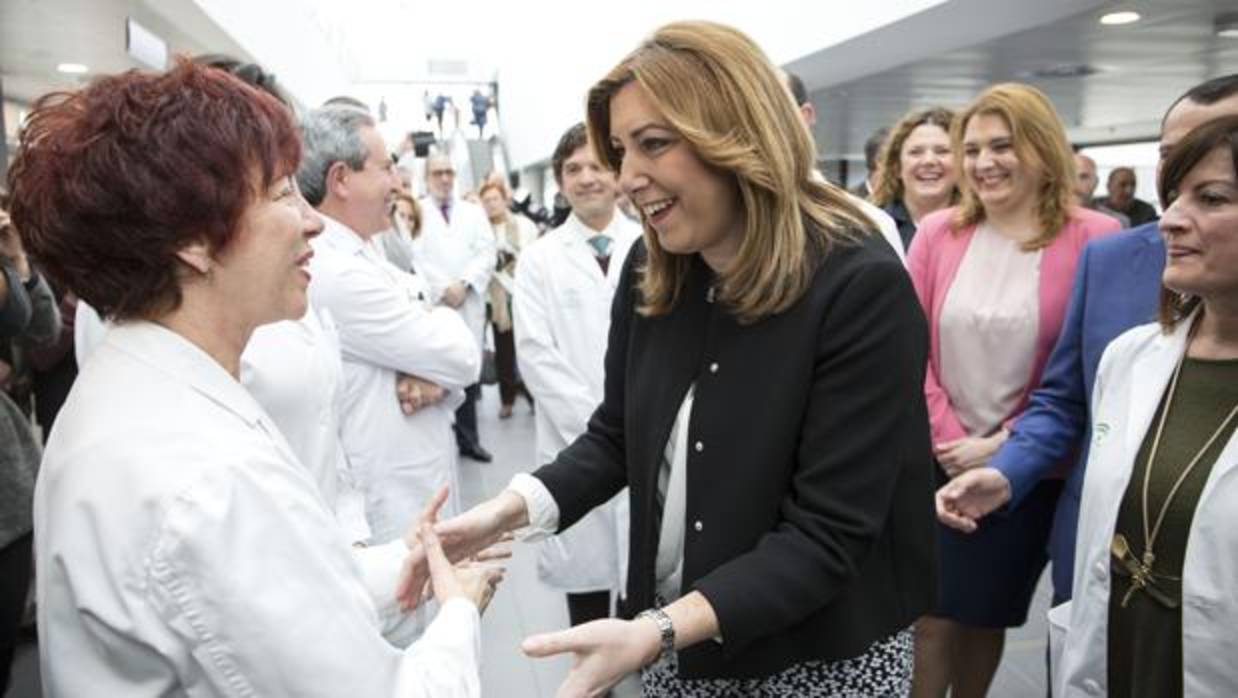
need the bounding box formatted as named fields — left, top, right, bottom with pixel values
left=934, top=430, right=1008, bottom=478
left=397, top=490, right=525, bottom=609
left=394, top=487, right=450, bottom=610
left=936, top=467, right=1013, bottom=533
left=418, top=524, right=506, bottom=614
left=523, top=618, right=660, bottom=698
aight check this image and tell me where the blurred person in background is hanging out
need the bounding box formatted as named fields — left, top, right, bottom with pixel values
left=782, top=70, right=907, bottom=264
left=11, top=60, right=498, bottom=697
left=906, top=83, right=1121, bottom=698
left=1072, top=152, right=1131, bottom=228
left=854, top=126, right=891, bottom=199
left=0, top=207, right=60, bottom=694
left=478, top=177, right=535, bottom=419
left=870, top=107, right=960, bottom=250
left=414, top=153, right=497, bottom=463
left=1099, top=166, right=1160, bottom=226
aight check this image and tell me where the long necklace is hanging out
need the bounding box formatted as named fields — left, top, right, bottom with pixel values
left=1112, top=341, right=1238, bottom=608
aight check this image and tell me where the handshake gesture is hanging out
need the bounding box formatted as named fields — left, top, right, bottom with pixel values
left=399, top=488, right=698, bottom=698
left=397, top=488, right=509, bottom=614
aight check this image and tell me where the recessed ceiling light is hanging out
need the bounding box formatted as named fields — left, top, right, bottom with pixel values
left=1100, top=11, right=1141, bottom=25
left=57, top=63, right=89, bottom=74
left=1217, top=12, right=1238, bottom=37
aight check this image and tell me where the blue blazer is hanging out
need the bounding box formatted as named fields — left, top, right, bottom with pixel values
left=988, top=222, right=1163, bottom=601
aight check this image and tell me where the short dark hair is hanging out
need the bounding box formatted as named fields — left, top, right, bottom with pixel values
left=786, top=72, right=809, bottom=107
left=864, top=126, right=890, bottom=171
left=1156, top=114, right=1238, bottom=329
left=1107, top=166, right=1135, bottom=186
left=1165, top=73, right=1238, bottom=119
left=6, top=60, right=300, bottom=320
left=552, top=122, right=590, bottom=184
left=193, top=54, right=287, bottom=105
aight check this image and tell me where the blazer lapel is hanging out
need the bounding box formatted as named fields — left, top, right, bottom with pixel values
left=1123, top=319, right=1190, bottom=459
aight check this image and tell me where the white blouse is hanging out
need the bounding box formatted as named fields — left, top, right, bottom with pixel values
left=938, top=224, right=1041, bottom=436
left=35, top=322, right=481, bottom=697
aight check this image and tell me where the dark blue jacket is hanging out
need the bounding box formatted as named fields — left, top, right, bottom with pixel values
left=989, top=222, right=1163, bottom=601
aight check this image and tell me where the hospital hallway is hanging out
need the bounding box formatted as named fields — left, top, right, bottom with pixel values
left=5, top=385, right=1056, bottom=698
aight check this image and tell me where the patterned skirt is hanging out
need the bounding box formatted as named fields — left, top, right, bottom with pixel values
left=640, top=627, right=913, bottom=697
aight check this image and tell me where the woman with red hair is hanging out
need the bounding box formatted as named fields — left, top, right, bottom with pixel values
left=9, top=61, right=494, bottom=697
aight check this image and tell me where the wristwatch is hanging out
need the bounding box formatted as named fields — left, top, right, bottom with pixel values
left=637, top=607, right=675, bottom=661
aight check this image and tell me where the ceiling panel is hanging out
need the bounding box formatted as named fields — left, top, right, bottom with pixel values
left=808, top=0, right=1238, bottom=159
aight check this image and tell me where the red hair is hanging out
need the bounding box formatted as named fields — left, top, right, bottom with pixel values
left=6, top=59, right=300, bottom=319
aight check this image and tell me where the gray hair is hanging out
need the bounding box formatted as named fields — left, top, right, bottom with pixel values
left=296, top=106, right=375, bottom=206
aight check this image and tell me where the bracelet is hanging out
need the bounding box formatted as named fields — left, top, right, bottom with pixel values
left=637, top=607, right=675, bottom=661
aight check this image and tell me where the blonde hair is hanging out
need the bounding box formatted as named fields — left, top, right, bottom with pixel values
left=391, top=191, right=422, bottom=236
left=951, top=83, right=1077, bottom=249
left=477, top=173, right=510, bottom=201
left=586, top=20, right=871, bottom=324
left=870, top=106, right=957, bottom=208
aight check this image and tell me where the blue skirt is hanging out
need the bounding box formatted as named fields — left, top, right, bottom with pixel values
left=934, top=475, right=1063, bottom=628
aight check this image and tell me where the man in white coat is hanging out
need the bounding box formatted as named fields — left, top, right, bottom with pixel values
left=297, top=107, right=481, bottom=543
left=414, top=153, right=497, bottom=463
left=512, top=123, right=638, bottom=628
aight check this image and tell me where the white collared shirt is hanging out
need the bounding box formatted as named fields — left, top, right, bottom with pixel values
left=35, top=322, right=482, bottom=697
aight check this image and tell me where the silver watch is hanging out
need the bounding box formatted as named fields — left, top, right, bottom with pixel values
left=637, top=607, right=675, bottom=661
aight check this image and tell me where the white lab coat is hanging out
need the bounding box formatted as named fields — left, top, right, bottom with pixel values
left=35, top=321, right=482, bottom=697
left=241, top=308, right=370, bottom=542
left=411, top=197, right=497, bottom=348
left=74, top=302, right=372, bottom=540
left=310, top=215, right=480, bottom=544
left=512, top=212, right=638, bottom=592
left=1052, top=316, right=1238, bottom=697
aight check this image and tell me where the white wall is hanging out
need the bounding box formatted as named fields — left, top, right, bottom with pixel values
left=191, top=0, right=352, bottom=107
left=499, top=1, right=946, bottom=170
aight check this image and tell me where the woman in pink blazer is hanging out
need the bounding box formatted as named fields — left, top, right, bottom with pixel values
left=906, top=84, right=1121, bottom=698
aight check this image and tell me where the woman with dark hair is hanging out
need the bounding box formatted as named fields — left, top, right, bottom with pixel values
left=1054, top=115, right=1238, bottom=697
left=436, top=20, right=935, bottom=697
left=10, top=61, right=496, bottom=696
left=869, top=107, right=959, bottom=250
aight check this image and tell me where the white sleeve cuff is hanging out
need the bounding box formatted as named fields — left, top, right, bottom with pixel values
left=353, top=539, right=410, bottom=620
left=506, top=473, right=559, bottom=541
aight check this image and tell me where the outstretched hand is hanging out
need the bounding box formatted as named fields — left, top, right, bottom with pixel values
left=395, top=489, right=525, bottom=610
left=936, top=466, right=1012, bottom=533
left=394, top=486, right=450, bottom=610
left=418, top=524, right=506, bottom=614
left=523, top=618, right=660, bottom=698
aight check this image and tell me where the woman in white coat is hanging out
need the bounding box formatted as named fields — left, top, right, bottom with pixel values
left=1054, top=115, right=1238, bottom=697
left=512, top=123, right=641, bottom=626
left=11, top=61, right=498, bottom=697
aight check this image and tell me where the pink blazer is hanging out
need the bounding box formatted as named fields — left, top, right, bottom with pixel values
left=906, top=206, right=1122, bottom=446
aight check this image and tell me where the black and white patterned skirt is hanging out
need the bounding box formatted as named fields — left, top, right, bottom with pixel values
left=640, top=627, right=913, bottom=697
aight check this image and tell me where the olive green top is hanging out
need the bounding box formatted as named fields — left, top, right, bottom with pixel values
left=1108, top=357, right=1238, bottom=698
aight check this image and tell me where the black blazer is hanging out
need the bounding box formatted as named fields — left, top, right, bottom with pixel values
left=534, top=231, right=937, bottom=679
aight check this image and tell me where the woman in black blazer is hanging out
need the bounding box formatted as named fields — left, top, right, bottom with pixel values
left=434, top=20, right=937, bottom=697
